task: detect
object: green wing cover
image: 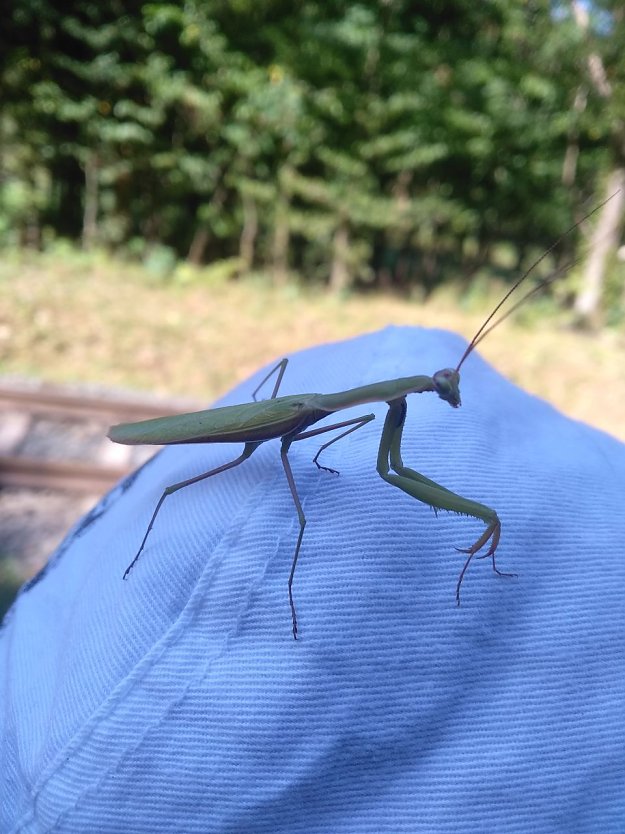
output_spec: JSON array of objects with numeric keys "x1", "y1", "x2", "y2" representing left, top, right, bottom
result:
[{"x1": 108, "y1": 394, "x2": 323, "y2": 445}]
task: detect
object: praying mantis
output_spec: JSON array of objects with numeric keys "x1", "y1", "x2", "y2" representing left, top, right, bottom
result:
[{"x1": 108, "y1": 199, "x2": 613, "y2": 638}]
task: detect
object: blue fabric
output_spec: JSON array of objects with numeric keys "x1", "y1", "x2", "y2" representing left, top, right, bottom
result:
[{"x1": 2, "y1": 326, "x2": 625, "y2": 833}]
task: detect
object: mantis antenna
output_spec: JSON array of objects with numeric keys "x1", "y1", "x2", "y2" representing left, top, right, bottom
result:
[{"x1": 455, "y1": 192, "x2": 620, "y2": 372}]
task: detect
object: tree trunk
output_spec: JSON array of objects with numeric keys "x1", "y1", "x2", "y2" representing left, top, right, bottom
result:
[
  {"x1": 239, "y1": 192, "x2": 258, "y2": 271},
  {"x1": 271, "y1": 191, "x2": 290, "y2": 287},
  {"x1": 329, "y1": 222, "x2": 351, "y2": 293},
  {"x1": 573, "y1": 169, "x2": 625, "y2": 327},
  {"x1": 562, "y1": 86, "x2": 587, "y2": 187},
  {"x1": 188, "y1": 187, "x2": 225, "y2": 264},
  {"x1": 188, "y1": 227, "x2": 209, "y2": 264},
  {"x1": 567, "y1": 0, "x2": 624, "y2": 327},
  {"x1": 82, "y1": 153, "x2": 99, "y2": 249}
]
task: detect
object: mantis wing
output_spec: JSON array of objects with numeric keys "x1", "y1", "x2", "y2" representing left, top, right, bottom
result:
[{"x1": 108, "y1": 394, "x2": 325, "y2": 445}]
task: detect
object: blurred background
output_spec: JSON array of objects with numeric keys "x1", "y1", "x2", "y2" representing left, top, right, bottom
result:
[{"x1": 1, "y1": 0, "x2": 624, "y2": 614}]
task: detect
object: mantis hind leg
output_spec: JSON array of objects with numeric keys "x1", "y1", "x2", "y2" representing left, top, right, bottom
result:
[
  {"x1": 123, "y1": 441, "x2": 261, "y2": 579},
  {"x1": 377, "y1": 398, "x2": 513, "y2": 604}
]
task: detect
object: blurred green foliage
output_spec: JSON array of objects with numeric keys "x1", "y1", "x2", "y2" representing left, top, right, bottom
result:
[
  {"x1": 1, "y1": 1, "x2": 622, "y2": 290},
  {"x1": 0, "y1": 561, "x2": 23, "y2": 621}
]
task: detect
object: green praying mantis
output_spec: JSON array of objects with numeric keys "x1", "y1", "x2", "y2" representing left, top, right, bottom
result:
[{"x1": 108, "y1": 199, "x2": 613, "y2": 638}]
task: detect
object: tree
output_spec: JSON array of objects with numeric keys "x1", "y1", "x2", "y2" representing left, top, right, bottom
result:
[
  {"x1": 567, "y1": 0, "x2": 625, "y2": 326},
  {"x1": 0, "y1": 0, "x2": 614, "y2": 298}
]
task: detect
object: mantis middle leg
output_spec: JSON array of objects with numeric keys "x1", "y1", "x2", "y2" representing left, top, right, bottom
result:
[
  {"x1": 376, "y1": 398, "x2": 513, "y2": 604},
  {"x1": 280, "y1": 413, "x2": 375, "y2": 638}
]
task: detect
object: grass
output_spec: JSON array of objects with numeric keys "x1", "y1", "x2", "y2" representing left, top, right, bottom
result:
[{"x1": 1, "y1": 247, "x2": 624, "y2": 443}]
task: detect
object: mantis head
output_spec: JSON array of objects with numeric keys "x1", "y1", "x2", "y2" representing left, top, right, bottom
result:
[
  {"x1": 432, "y1": 197, "x2": 617, "y2": 415},
  {"x1": 433, "y1": 368, "x2": 461, "y2": 408}
]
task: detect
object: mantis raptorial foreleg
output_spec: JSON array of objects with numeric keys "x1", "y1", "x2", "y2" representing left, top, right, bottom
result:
[
  {"x1": 385, "y1": 404, "x2": 510, "y2": 591},
  {"x1": 122, "y1": 442, "x2": 261, "y2": 579},
  {"x1": 454, "y1": 522, "x2": 504, "y2": 605},
  {"x1": 280, "y1": 413, "x2": 375, "y2": 637},
  {"x1": 377, "y1": 397, "x2": 512, "y2": 604}
]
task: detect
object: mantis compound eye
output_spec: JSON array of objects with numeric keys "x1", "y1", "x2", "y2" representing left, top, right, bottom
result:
[{"x1": 433, "y1": 368, "x2": 461, "y2": 408}]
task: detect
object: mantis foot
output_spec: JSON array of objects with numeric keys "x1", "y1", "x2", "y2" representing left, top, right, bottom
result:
[
  {"x1": 314, "y1": 461, "x2": 340, "y2": 475},
  {"x1": 454, "y1": 518, "x2": 514, "y2": 605}
]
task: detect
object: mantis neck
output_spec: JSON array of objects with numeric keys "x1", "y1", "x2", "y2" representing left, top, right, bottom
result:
[{"x1": 317, "y1": 375, "x2": 435, "y2": 412}]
